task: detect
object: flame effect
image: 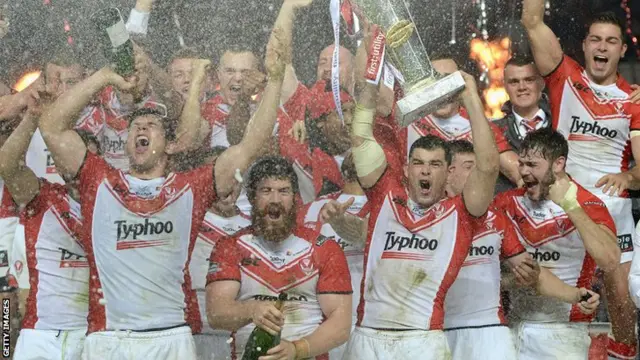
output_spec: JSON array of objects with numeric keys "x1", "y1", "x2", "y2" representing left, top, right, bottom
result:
[
  {"x1": 14, "y1": 71, "x2": 42, "y2": 92},
  {"x1": 469, "y1": 37, "x2": 511, "y2": 119}
]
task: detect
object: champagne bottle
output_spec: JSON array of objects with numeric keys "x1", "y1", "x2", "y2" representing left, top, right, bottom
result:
[
  {"x1": 92, "y1": 8, "x2": 135, "y2": 77},
  {"x1": 241, "y1": 293, "x2": 288, "y2": 360}
]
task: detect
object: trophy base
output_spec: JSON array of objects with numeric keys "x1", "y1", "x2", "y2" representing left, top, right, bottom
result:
[{"x1": 395, "y1": 71, "x2": 466, "y2": 128}]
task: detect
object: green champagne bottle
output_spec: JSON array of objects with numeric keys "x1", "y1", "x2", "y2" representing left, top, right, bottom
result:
[
  {"x1": 241, "y1": 293, "x2": 288, "y2": 360},
  {"x1": 92, "y1": 8, "x2": 135, "y2": 77}
]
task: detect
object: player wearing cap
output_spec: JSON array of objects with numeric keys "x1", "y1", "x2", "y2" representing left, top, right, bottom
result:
[
  {"x1": 206, "y1": 156, "x2": 352, "y2": 360},
  {"x1": 38, "y1": 17, "x2": 288, "y2": 358},
  {"x1": 495, "y1": 129, "x2": 620, "y2": 359},
  {"x1": 523, "y1": 2, "x2": 640, "y2": 357}
]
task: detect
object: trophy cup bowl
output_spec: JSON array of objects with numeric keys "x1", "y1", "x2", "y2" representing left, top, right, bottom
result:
[{"x1": 351, "y1": 0, "x2": 466, "y2": 127}]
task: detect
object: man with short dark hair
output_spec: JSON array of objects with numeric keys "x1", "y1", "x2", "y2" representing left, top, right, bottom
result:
[
  {"x1": 329, "y1": 34, "x2": 500, "y2": 356},
  {"x1": 523, "y1": 2, "x2": 640, "y2": 357},
  {"x1": 167, "y1": 47, "x2": 216, "y2": 102},
  {"x1": 494, "y1": 57, "x2": 551, "y2": 193},
  {"x1": 444, "y1": 139, "x2": 601, "y2": 360},
  {"x1": 38, "y1": 15, "x2": 288, "y2": 358},
  {"x1": 495, "y1": 128, "x2": 620, "y2": 359},
  {"x1": 206, "y1": 156, "x2": 353, "y2": 359}
]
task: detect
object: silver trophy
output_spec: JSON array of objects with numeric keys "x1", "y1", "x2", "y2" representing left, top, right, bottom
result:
[{"x1": 351, "y1": 0, "x2": 465, "y2": 127}]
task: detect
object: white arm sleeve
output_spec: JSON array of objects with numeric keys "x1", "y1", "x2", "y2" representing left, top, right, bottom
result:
[{"x1": 9, "y1": 223, "x2": 29, "y2": 289}]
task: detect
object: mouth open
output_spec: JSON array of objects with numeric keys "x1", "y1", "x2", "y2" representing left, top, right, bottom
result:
[
  {"x1": 593, "y1": 55, "x2": 608, "y2": 69},
  {"x1": 419, "y1": 180, "x2": 431, "y2": 194},
  {"x1": 135, "y1": 135, "x2": 149, "y2": 154},
  {"x1": 229, "y1": 85, "x2": 242, "y2": 95},
  {"x1": 523, "y1": 178, "x2": 538, "y2": 189},
  {"x1": 267, "y1": 206, "x2": 282, "y2": 221}
]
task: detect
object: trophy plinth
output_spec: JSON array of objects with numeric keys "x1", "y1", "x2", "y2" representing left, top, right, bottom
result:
[
  {"x1": 395, "y1": 72, "x2": 466, "y2": 127},
  {"x1": 351, "y1": 0, "x2": 466, "y2": 127}
]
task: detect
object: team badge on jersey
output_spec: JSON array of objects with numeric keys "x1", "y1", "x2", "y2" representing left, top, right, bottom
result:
[
  {"x1": 300, "y1": 257, "x2": 314, "y2": 275},
  {"x1": 13, "y1": 261, "x2": 23, "y2": 274}
]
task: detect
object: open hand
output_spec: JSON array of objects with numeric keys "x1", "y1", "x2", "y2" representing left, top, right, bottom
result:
[{"x1": 595, "y1": 172, "x2": 632, "y2": 197}]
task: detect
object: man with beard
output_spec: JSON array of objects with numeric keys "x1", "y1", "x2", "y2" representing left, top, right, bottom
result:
[
  {"x1": 523, "y1": 1, "x2": 640, "y2": 357},
  {"x1": 443, "y1": 139, "x2": 600, "y2": 360},
  {"x1": 206, "y1": 156, "x2": 353, "y2": 360},
  {"x1": 338, "y1": 34, "x2": 500, "y2": 356},
  {"x1": 494, "y1": 128, "x2": 620, "y2": 359},
  {"x1": 37, "y1": 14, "x2": 288, "y2": 357}
]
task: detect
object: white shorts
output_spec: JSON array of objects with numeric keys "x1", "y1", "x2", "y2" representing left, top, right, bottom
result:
[
  {"x1": 341, "y1": 327, "x2": 451, "y2": 360},
  {"x1": 193, "y1": 331, "x2": 232, "y2": 360},
  {"x1": 14, "y1": 328, "x2": 86, "y2": 360},
  {"x1": 511, "y1": 322, "x2": 591, "y2": 360},
  {"x1": 445, "y1": 325, "x2": 516, "y2": 360},
  {"x1": 603, "y1": 197, "x2": 635, "y2": 263},
  {"x1": 81, "y1": 325, "x2": 195, "y2": 360}
]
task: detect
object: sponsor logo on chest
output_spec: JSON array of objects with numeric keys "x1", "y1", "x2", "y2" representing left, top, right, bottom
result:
[
  {"x1": 569, "y1": 116, "x2": 618, "y2": 139},
  {"x1": 59, "y1": 247, "x2": 89, "y2": 268},
  {"x1": 381, "y1": 231, "x2": 438, "y2": 261},
  {"x1": 114, "y1": 218, "x2": 174, "y2": 250}
]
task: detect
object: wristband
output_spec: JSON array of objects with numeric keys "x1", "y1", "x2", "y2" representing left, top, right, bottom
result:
[
  {"x1": 559, "y1": 182, "x2": 580, "y2": 212},
  {"x1": 293, "y1": 338, "x2": 310, "y2": 360}
]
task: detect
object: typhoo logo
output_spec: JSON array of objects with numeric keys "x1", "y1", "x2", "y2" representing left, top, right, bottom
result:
[
  {"x1": 59, "y1": 248, "x2": 89, "y2": 268},
  {"x1": 569, "y1": 116, "x2": 617, "y2": 139},
  {"x1": 114, "y1": 219, "x2": 174, "y2": 250},
  {"x1": 381, "y1": 231, "x2": 438, "y2": 261},
  {"x1": 529, "y1": 248, "x2": 561, "y2": 262}
]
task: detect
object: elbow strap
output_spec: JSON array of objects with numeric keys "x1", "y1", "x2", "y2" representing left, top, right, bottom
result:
[{"x1": 352, "y1": 105, "x2": 385, "y2": 177}]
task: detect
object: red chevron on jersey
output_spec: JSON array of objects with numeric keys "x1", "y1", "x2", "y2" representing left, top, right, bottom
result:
[{"x1": 494, "y1": 182, "x2": 615, "y2": 322}]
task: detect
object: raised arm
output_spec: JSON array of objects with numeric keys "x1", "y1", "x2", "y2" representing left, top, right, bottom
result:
[
  {"x1": 126, "y1": 0, "x2": 153, "y2": 36},
  {"x1": 0, "y1": 103, "x2": 41, "y2": 206},
  {"x1": 549, "y1": 175, "x2": 620, "y2": 272},
  {"x1": 351, "y1": 24, "x2": 386, "y2": 189},
  {"x1": 461, "y1": 73, "x2": 500, "y2": 217},
  {"x1": 273, "y1": 0, "x2": 312, "y2": 103},
  {"x1": 521, "y1": 0, "x2": 564, "y2": 75},
  {"x1": 214, "y1": 9, "x2": 290, "y2": 197},
  {"x1": 167, "y1": 59, "x2": 211, "y2": 154},
  {"x1": 39, "y1": 68, "x2": 133, "y2": 180}
]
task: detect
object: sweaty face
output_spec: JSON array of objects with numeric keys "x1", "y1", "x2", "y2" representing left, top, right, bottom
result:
[
  {"x1": 504, "y1": 64, "x2": 543, "y2": 112},
  {"x1": 218, "y1": 51, "x2": 258, "y2": 106},
  {"x1": 404, "y1": 148, "x2": 448, "y2": 208},
  {"x1": 317, "y1": 45, "x2": 354, "y2": 94},
  {"x1": 126, "y1": 115, "x2": 168, "y2": 174},
  {"x1": 46, "y1": 63, "x2": 84, "y2": 98},
  {"x1": 582, "y1": 23, "x2": 627, "y2": 85},
  {"x1": 431, "y1": 59, "x2": 460, "y2": 118},
  {"x1": 252, "y1": 178, "x2": 297, "y2": 243},
  {"x1": 518, "y1": 150, "x2": 556, "y2": 202},
  {"x1": 169, "y1": 58, "x2": 194, "y2": 99},
  {"x1": 446, "y1": 152, "x2": 476, "y2": 197},
  {"x1": 316, "y1": 101, "x2": 355, "y2": 156}
]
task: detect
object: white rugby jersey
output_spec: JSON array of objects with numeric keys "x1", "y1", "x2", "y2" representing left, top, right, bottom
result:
[
  {"x1": 444, "y1": 209, "x2": 525, "y2": 329},
  {"x1": 207, "y1": 227, "x2": 352, "y2": 359},
  {"x1": 77, "y1": 152, "x2": 216, "y2": 333},
  {"x1": 13, "y1": 180, "x2": 87, "y2": 330},
  {"x1": 546, "y1": 56, "x2": 640, "y2": 198},
  {"x1": 397, "y1": 111, "x2": 511, "y2": 160},
  {"x1": 0, "y1": 181, "x2": 18, "y2": 276},
  {"x1": 300, "y1": 192, "x2": 369, "y2": 325},
  {"x1": 357, "y1": 169, "x2": 482, "y2": 330},
  {"x1": 494, "y1": 183, "x2": 615, "y2": 323},
  {"x1": 191, "y1": 210, "x2": 250, "y2": 334}
]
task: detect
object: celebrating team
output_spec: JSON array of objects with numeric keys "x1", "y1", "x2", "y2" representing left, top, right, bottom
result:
[{"x1": 1, "y1": 0, "x2": 640, "y2": 359}]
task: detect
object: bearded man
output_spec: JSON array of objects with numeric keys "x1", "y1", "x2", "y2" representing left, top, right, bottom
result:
[{"x1": 205, "y1": 156, "x2": 353, "y2": 360}]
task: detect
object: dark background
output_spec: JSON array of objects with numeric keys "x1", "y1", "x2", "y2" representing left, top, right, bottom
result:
[{"x1": 0, "y1": 0, "x2": 638, "y2": 86}]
